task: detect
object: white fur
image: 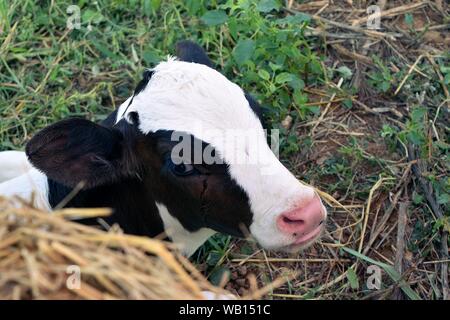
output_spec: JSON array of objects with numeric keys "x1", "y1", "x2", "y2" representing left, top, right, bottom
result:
[
  {"x1": 201, "y1": 291, "x2": 237, "y2": 300},
  {"x1": 0, "y1": 151, "x2": 33, "y2": 183},
  {"x1": 156, "y1": 202, "x2": 216, "y2": 256},
  {"x1": 0, "y1": 168, "x2": 51, "y2": 211},
  {"x1": 117, "y1": 59, "x2": 327, "y2": 250}
]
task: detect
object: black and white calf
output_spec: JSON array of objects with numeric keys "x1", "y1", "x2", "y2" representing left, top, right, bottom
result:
[{"x1": 0, "y1": 41, "x2": 327, "y2": 257}]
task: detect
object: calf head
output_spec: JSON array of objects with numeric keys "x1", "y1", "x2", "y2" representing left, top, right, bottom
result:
[{"x1": 26, "y1": 41, "x2": 327, "y2": 253}]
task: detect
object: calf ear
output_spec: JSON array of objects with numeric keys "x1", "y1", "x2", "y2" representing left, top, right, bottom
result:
[
  {"x1": 26, "y1": 118, "x2": 126, "y2": 189},
  {"x1": 175, "y1": 40, "x2": 214, "y2": 68}
]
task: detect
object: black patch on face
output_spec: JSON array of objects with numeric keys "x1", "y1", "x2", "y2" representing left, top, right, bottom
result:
[
  {"x1": 143, "y1": 130, "x2": 253, "y2": 237},
  {"x1": 134, "y1": 69, "x2": 154, "y2": 96},
  {"x1": 119, "y1": 70, "x2": 154, "y2": 121}
]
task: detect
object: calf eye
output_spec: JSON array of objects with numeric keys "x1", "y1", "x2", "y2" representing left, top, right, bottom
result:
[{"x1": 167, "y1": 158, "x2": 197, "y2": 176}]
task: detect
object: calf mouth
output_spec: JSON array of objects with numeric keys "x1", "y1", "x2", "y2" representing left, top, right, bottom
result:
[{"x1": 283, "y1": 224, "x2": 324, "y2": 253}]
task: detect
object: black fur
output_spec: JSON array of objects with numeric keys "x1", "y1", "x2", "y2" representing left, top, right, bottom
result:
[
  {"x1": 48, "y1": 177, "x2": 164, "y2": 237},
  {"x1": 176, "y1": 40, "x2": 213, "y2": 68},
  {"x1": 134, "y1": 69, "x2": 154, "y2": 96}
]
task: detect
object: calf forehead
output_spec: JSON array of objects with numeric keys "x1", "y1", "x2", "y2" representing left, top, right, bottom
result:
[{"x1": 118, "y1": 60, "x2": 263, "y2": 135}]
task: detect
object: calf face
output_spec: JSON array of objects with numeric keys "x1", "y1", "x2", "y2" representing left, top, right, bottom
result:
[{"x1": 26, "y1": 41, "x2": 327, "y2": 253}]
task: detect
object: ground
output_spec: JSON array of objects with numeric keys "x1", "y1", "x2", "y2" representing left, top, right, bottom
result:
[{"x1": 0, "y1": 1, "x2": 448, "y2": 300}]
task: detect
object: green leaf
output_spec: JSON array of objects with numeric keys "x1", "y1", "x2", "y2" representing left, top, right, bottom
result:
[
  {"x1": 342, "y1": 247, "x2": 421, "y2": 300},
  {"x1": 275, "y1": 72, "x2": 294, "y2": 84},
  {"x1": 91, "y1": 41, "x2": 120, "y2": 60},
  {"x1": 412, "y1": 191, "x2": 424, "y2": 204},
  {"x1": 307, "y1": 105, "x2": 320, "y2": 115},
  {"x1": 258, "y1": 69, "x2": 270, "y2": 81},
  {"x1": 228, "y1": 17, "x2": 238, "y2": 40},
  {"x1": 406, "y1": 130, "x2": 424, "y2": 145},
  {"x1": 185, "y1": 0, "x2": 202, "y2": 15},
  {"x1": 287, "y1": 75, "x2": 305, "y2": 90},
  {"x1": 435, "y1": 140, "x2": 450, "y2": 150},
  {"x1": 437, "y1": 193, "x2": 450, "y2": 205},
  {"x1": 82, "y1": 9, "x2": 104, "y2": 24},
  {"x1": 444, "y1": 73, "x2": 450, "y2": 85},
  {"x1": 411, "y1": 107, "x2": 427, "y2": 122},
  {"x1": 268, "y1": 82, "x2": 277, "y2": 93},
  {"x1": 240, "y1": 244, "x2": 254, "y2": 256},
  {"x1": 337, "y1": 66, "x2": 353, "y2": 79},
  {"x1": 269, "y1": 62, "x2": 282, "y2": 71},
  {"x1": 343, "y1": 99, "x2": 353, "y2": 108},
  {"x1": 293, "y1": 89, "x2": 307, "y2": 106},
  {"x1": 404, "y1": 13, "x2": 414, "y2": 27},
  {"x1": 200, "y1": 10, "x2": 228, "y2": 26},
  {"x1": 276, "y1": 12, "x2": 311, "y2": 25},
  {"x1": 143, "y1": 50, "x2": 160, "y2": 65},
  {"x1": 143, "y1": 0, "x2": 151, "y2": 16},
  {"x1": 151, "y1": 0, "x2": 161, "y2": 11},
  {"x1": 206, "y1": 251, "x2": 221, "y2": 266},
  {"x1": 256, "y1": 0, "x2": 281, "y2": 13},
  {"x1": 233, "y1": 39, "x2": 255, "y2": 65},
  {"x1": 209, "y1": 266, "x2": 231, "y2": 286},
  {"x1": 347, "y1": 267, "x2": 360, "y2": 290},
  {"x1": 440, "y1": 66, "x2": 450, "y2": 74},
  {"x1": 143, "y1": 0, "x2": 161, "y2": 16},
  {"x1": 380, "y1": 81, "x2": 390, "y2": 92}
]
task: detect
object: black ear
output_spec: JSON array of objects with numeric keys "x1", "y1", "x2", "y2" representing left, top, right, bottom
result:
[
  {"x1": 175, "y1": 40, "x2": 213, "y2": 68},
  {"x1": 26, "y1": 118, "x2": 126, "y2": 189}
]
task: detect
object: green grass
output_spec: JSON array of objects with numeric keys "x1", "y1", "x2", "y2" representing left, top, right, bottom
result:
[
  {"x1": 0, "y1": 0, "x2": 325, "y2": 151},
  {"x1": 1, "y1": 0, "x2": 448, "y2": 299}
]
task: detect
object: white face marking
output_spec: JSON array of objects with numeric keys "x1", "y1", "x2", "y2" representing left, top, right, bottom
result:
[
  {"x1": 0, "y1": 151, "x2": 33, "y2": 183},
  {"x1": 0, "y1": 168, "x2": 51, "y2": 211},
  {"x1": 116, "y1": 96, "x2": 132, "y2": 124},
  {"x1": 117, "y1": 59, "x2": 326, "y2": 250},
  {"x1": 156, "y1": 202, "x2": 216, "y2": 257}
]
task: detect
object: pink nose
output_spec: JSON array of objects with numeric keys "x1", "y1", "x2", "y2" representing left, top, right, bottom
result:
[{"x1": 277, "y1": 196, "x2": 325, "y2": 237}]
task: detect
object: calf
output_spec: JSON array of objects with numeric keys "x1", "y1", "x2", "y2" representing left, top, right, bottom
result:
[{"x1": 0, "y1": 41, "x2": 327, "y2": 256}]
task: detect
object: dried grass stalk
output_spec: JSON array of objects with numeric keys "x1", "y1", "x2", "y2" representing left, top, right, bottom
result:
[{"x1": 0, "y1": 197, "x2": 228, "y2": 300}]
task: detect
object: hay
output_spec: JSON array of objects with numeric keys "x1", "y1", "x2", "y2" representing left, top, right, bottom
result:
[{"x1": 0, "y1": 197, "x2": 228, "y2": 300}]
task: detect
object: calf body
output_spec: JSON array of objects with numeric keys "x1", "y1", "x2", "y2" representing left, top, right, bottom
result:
[{"x1": 0, "y1": 151, "x2": 32, "y2": 183}]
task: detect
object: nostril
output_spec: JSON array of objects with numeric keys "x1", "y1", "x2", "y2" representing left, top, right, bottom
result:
[{"x1": 282, "y1": 216, "x2": 305, "y2": 226}]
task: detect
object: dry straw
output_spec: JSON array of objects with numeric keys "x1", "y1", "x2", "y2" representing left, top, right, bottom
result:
[{"x1": 0, "y1": 196, "x2": 230, "y2": 300}]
